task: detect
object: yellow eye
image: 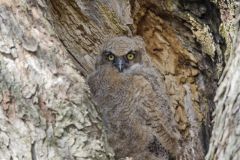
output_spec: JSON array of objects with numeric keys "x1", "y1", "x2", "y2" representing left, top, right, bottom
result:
[
  {"x1": 127, "y1": 53, "x2": 135, "y2": 60},
  {"x1": 107, "y1": 54, "x2": 115, "y2": 61}
]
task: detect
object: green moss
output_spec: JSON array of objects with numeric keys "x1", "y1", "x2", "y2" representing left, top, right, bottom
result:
[
  {"x1": 187, "y1": 14, "x2": 216, "y2": 59},
  {"x1": 166, "y1": 0, "x2": 179, "y2": 12},
  {"x1": 217, "y1": 0, "x2": 239, "y2": 61},
  {"x1": 219, "y1": 21, "x2": 238, "y2": 61},
  {"x1": 97, "y1": 2, "x2": 128, "y2": 35}
]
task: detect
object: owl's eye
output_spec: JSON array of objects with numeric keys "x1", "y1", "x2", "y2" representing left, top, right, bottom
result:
[
  {"x1": 107, "y1": 54, "x2": 115, "y2": 61},
  {"x1": 126, "y1": 52, "x2": 135, "y2": 61}
]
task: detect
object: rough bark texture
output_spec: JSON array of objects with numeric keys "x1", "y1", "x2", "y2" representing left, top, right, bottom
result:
[
  {"x1": 0, "y1": 0, "x2": 239, "y2": 159},
  {"x1": 0, "y1": 0, "x2": 112, "y2": 159},
  {"x1": 47, "y1": 1, "x2": 219, "y2": 158},
  {"x1": 206, "y1": 1, "x2": 240, "y2": 159},
  {"x1": 206, "y1": 28, "x2": 240, "y2": 160}
]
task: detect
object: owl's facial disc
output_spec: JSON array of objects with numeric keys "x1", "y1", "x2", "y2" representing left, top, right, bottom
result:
[{"x1": 102, "y1": 50, "x2": 140, "y2": 72}]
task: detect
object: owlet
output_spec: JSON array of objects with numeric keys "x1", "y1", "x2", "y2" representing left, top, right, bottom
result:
[{"x1": 87, "y1": 36, "x2": 181, "y2": 160}]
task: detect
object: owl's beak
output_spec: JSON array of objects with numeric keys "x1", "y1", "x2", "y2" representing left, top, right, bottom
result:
[{"x1": 114, "y1": 58, "x2": 126, "y2": 72}]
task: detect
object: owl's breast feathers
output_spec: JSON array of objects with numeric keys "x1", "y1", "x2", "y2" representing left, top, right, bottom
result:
[{"x1": 87, "y1": 65, "x2": 182, "y2": 158}]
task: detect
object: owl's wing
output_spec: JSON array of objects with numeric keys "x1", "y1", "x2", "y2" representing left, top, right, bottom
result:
[
  {"x1": 87, "y1": 71, "x2": 99, "y2": 96},
  {"x1": 87, "y1": 67, "x2": 109, "y2": 96},
  {"x1": 129, "y1": 65, "x2": 180, "y2": 136},
  {"x1": 128, "y1": 65, "x2": 181, "y2": 155}
]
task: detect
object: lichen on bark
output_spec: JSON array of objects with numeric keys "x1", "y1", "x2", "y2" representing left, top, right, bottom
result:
[{"x1": 0, "y1": 1, "x2": 112, "y2": 159}]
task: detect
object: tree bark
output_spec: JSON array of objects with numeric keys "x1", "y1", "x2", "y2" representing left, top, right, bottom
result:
[
  {"x1": 0, "y1": 0, "x2": 112, "y2": 159},
  {"x1": 205, "y1": 1, "x2": 240, "y2": 159},
  {"x1": 206, "y1": 28, "x2": 240, "y2": 160},
  {"x1": 0, "y1": 0, "x2": 239, "y2": 159}
]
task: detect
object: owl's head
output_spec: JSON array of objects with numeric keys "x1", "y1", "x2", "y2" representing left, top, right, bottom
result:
[{"x1": 96, "y1": 36, "x2": 150, "y2": 72}]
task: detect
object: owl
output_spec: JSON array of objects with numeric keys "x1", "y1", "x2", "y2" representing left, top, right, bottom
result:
[{"x1": 87, "y1": 36, "x2": 182, "y2": 160}]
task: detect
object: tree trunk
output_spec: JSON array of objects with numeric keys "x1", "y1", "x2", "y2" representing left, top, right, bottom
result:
[
  {"x1": 205, "y1": 1, "x2": 240, "y2": 159},
  {"x1": 0, "y1": 0, "x2": 112, "y2": 159},
  {"x1": 206, "y1": 28, "x2": 240, "y2": 160},
  {"x1": 0, "y1": 0, "x2": 239, "y2": 159}
]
